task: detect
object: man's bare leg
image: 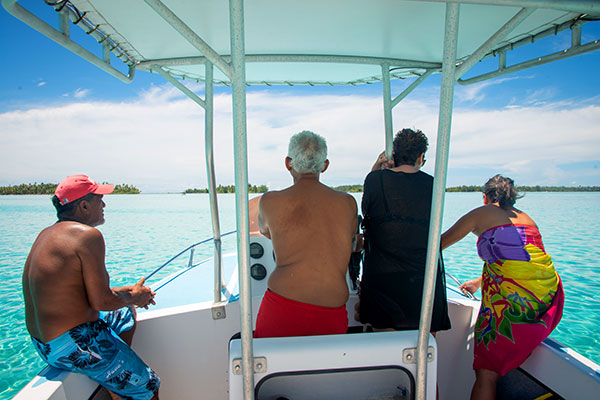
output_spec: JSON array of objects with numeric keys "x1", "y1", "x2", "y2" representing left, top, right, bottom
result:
[
  {"x1": 470, "y1": 369, "x2": 499, "y2": 400},
  {"x1": 108, "y1": 307, "x2": 155, "y2": 400},
  {"x1": 118, "y1": 306, "x2": 137, "y2": 346}
]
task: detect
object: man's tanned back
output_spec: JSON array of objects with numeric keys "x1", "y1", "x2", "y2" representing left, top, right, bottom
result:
[{"x1": 261, "y1": 179, "x2": 357, "y2": 307}]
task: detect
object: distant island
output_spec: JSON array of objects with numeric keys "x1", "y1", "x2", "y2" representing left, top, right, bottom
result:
[
  {"x1": 185, "y1": 184, "x2": 268, "y2": 194},
  {"x1": 333, "y1": 185, "x2": 364, "y2": 193},
  {"x1": 446, "y1": 185, "x2": 600, "y2": 192},
  {"x1": 334, "y1": 184, "x2": 600, "y2": 193},
  {"x1": 0, "y1": 182, "x2": 141, "y2": 195},
  {"x1": 185, "y1": 184, "x2": 599, "y2": 193}
]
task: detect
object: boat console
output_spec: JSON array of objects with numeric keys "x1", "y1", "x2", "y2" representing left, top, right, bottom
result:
[{"x1": 248, "y1": 235, "x2": 276, "y2": 298}]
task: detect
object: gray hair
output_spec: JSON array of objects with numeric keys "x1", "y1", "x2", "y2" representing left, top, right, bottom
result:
[{"x1": 287, "y1": 131, "x2": 328, "y2": 174}]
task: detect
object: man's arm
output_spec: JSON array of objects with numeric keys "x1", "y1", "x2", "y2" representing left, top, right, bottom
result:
[
  {"x1": 248, "y1": 196, "x2": 263, "y2": 236},
  {"x1": 257, "y1": 194, "x2": 271, "y2": 239},
  {"x1": 78, "y1": 227, "x2": 155, "y2": 311},
  {"x1": 348, "y1": 195, "x2": 359, "y2": 250}
]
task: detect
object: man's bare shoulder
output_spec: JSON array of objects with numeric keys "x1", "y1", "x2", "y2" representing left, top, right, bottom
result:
[
  {"x1": 259, "y1": 189, "x2": 279, "y2": 205},
  {"x1": 260, "y1": 187, "x2": 294, "y2": 204},
  {"x1": 43, "y1": 222, "x2": 104, "y2": 247},
  {"x1": 329, "y1": 188, "x2": 358, "y2": 209}
]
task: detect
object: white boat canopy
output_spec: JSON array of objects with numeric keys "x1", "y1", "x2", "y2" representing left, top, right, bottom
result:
[
  {"x1": 3, "y1": 1, "x2": 599, "y2": 400},
  {"x1": 4, "y1": 0, "x2": 599, "y2": 86}
]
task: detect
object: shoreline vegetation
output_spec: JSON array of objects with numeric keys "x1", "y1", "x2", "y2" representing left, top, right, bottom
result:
[
  {"x1": 334, "y1": 184, "x2": 600, "y2": 193},
  {"x1": 0, "y1": 183, "x2": 140, "y2": 195},
  {"x1": 185, "y1": 184, "x2": 268, "y2": 194},
  {"x1": 2, "y1": 183, "x2": 598, "y2": 195}
]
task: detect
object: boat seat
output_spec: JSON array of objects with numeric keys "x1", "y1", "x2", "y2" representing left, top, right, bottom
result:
[{"x1": 228, "y1": 330, "x2": 437, "y2": 400}]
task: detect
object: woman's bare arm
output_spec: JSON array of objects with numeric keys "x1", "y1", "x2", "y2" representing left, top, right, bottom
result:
[{"x1": 440, "y1": 208, "x2": 482, "y2": 250}]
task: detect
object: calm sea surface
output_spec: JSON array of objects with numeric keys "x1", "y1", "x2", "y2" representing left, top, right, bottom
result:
[{"x1": 1, "y1": 192, "x2": 599, "y2": 398}]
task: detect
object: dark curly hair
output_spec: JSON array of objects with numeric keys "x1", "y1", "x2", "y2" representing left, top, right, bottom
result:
[
  {"x1": 483, "y1": 175, "x2": 522, "y2": 209},
  {"x1": 392, "y1": 128, "x2": 428, "y2": 167},
  {"x1": 52, "y1": 193, "x2": 97, "y2": 220}
]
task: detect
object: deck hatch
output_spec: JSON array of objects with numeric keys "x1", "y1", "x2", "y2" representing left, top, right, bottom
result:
[{"x1": 255, "y1": 365, "x2": 415, "y2": 400}]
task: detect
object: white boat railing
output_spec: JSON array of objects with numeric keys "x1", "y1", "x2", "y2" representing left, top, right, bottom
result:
[{"x1": 144, "y1": 231, "x2": 237, "y2": 287}]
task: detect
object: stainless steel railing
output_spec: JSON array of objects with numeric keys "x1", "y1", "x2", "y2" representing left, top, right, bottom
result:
[{"x1": 144, "y1": 231, "x2": 236, "y2": 290}]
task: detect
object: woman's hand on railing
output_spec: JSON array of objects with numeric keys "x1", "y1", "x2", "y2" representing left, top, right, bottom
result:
[{"x1": 459, "y1": 276, "x2": 482, "y2": 295}]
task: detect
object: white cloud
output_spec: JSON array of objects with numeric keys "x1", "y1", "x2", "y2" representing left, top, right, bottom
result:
[
  {"x1": 73, "y1": 88, "x2": 90, "y2": 99},
  {"x1": 36, "y1": 81, "x2": 46, "y2": 87},
  {"x1": 455, "y1": 76, "x2": 523, "y2": 104},
  {"x1": 0, "y1": 85, "x2": 598, "y2": 192}
]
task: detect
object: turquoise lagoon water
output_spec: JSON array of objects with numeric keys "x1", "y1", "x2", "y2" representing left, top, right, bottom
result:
[{"x1": 1, "y1": 192, "x2": 599, "y2": 398}]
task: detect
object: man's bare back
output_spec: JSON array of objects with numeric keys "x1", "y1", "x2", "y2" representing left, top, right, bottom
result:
[{"x1": 259, "y1": 175, "x2": 357, "y2": 308}]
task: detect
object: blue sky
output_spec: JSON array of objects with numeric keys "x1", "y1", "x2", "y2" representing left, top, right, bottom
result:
[{"x1": 1, "y1": 2, "x2": 599, "y2": 192}]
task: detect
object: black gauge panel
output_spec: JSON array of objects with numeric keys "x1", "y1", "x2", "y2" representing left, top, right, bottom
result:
[
  {"x1": 250, "y1": 242, "x2": 264, "y2": 259},
  {"x1": 251, "y1": 263, "x2": 267, "y2": 281}
]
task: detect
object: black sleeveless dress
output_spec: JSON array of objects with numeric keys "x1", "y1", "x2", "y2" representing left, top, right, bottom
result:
[{"x1": 359, "y1": 169, "x2": 451, "y2": 331}]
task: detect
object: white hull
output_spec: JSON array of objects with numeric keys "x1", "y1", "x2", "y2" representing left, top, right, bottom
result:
[{"x1": 14, "y1": 287, "x2": 600, "y2": 399}]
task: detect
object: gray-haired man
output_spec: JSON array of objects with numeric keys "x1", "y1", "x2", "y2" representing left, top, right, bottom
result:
[{"x1": 254, "y1": 131, "x2": 358, "y2": 338}]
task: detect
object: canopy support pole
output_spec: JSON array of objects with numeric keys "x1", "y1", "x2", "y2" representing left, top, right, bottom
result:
[
  {"x1": 381, "y1": 63, "x2": 394, "y2": 160},
  {"x1": 204, "y1": 61, "x2": 224, "y2": 304},
  {"x1": 229, "y1": 0, "x2": 254, "y2": 398},
  {"x1": 153, "y1": 63, "x2": 224, "y2": 305},
  {"x1": 416, "y1": 3, "x2": 459, "y2": 400},
  {"x1": 391, "y1": 69, "x2": 436, "y2": 108},
  {"x1": 154, "y1": 67, "x2": 206, "y2": 108}
]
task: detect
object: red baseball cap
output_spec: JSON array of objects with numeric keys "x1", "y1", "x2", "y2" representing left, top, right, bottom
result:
[{"x1": 55, "y1": 175, "x2": 114, "y2": 205}]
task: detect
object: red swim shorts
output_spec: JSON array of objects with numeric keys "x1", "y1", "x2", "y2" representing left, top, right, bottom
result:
[{"x1": 254, "y1": 289, "x2": 348, "y2": 338}]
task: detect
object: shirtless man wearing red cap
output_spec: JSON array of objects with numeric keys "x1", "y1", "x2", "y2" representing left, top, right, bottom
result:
[{"x1": 23, "y1": 174, "x2": 160, "y2": 400}]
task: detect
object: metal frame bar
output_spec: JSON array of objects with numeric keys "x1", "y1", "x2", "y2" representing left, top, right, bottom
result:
[
  {"x1": 455, "y1": 7, "x2": 534, "y2": 79},
  {"x1": 423, "y1": 0, "x2": 600, "y2": 15},
  {"x1": 138, "y1": 54, "x2": 441, "y2": 70},
  {"x1": 228, "y1": 0, "x2": 254, "y2": 397},
  {"x1": 154, "y1": 66, "x2": 206, "y2": 108},
  {"x1": 1, "y1": 0, "x2": 134, "y2": 83},
  {"x1": 381, "y1": 64, "x2": 394, "y2": 160},
  {"x1": 416, "y1": 3, "x2": 460, "y2": 400},
  {"x1": 458, "y1": 16, "x2": 600, "y2": 84},
  {"x1": 488, "y1": 18, "x2": 588, "y2": 59},
  {"x1": 143, "y1": 0, "x2": 234, "y2": 79},
  {"x1": 391, "y1": 69, "x2": 436, "y2": 108},
  {"x1": 459, "y1": 34, "x2": 600, "y2": 85}
]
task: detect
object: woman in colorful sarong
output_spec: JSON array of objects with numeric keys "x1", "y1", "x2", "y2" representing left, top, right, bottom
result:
[{"x1": 441, "y1": 175, "x2": 564, "y2": 400}]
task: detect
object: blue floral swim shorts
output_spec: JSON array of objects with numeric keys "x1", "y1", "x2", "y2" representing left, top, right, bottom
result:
[{"x1": 31, "y1": 307, "x2": 160, "y2": 400}]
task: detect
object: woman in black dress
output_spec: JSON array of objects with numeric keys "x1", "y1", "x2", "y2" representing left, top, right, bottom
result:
[{"x1": 359, "y1": 128, "x2": 451, "y2": 333}]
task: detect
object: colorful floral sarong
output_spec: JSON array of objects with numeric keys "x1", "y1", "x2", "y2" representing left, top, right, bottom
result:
[{"x1": 474, "y1": 224, "x2": 564, "y2": 376}]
